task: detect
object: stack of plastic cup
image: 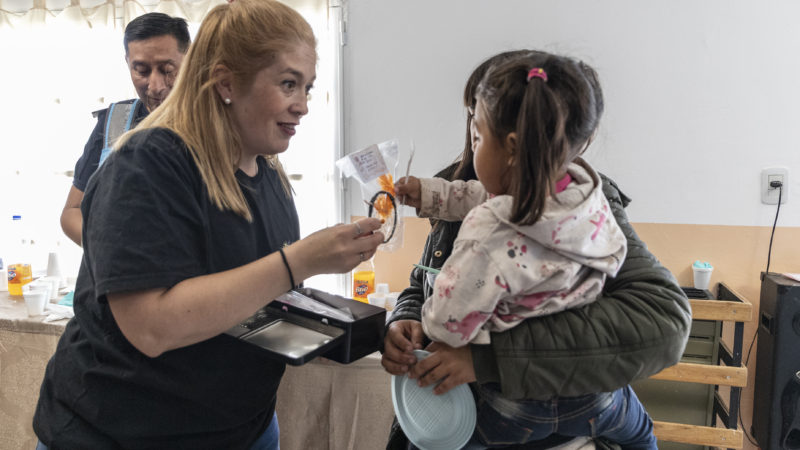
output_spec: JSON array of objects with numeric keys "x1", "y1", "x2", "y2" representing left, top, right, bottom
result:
[
  {"x1": 47, "y1": 252, "x2": 65, "y2": 288},
  {"x1": 39, "y1": 276, "x2": 62, "y2": 302},
  {"x1": 385, "y1": 292, "x2": 399, "y2": 311},
  {"x1": 367, "y1": 283, "x2": 391, "y2": 308}
]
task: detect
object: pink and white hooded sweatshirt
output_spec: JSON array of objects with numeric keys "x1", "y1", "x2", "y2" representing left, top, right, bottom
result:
[{"x1": 419, "y1": 158, "x2": 627, "y2": 346}]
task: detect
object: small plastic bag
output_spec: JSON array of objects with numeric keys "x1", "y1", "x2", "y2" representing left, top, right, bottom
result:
[{"x1": 336, "y1": 139, "x2": 404, "y2": 252}]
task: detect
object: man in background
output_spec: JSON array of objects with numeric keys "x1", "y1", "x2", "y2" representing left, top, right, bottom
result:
[{"x1": 60, "y1": 12, "x2": 190, "y2": 246}]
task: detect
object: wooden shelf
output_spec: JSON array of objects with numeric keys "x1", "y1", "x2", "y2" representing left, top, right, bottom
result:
[
  {"x1": 650, "y1": 282, "x2": 752, "y2": 450},
  {"x1": 650, "y1": 362, "x2": 747, "y2": 387},
  {"x1": 688, "y1": 298, "x2": 752, "y2": 322},
  {"x1": 654, "y1": 421, "x2": 743, "y2": 448}
]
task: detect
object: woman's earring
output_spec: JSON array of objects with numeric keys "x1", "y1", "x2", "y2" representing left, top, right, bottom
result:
[{"x1": 224, "y1": 98, "x2": 232, "y2": 105}]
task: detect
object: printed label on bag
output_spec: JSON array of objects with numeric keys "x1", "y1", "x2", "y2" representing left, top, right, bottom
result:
[{"x1": 349, "y1": 144, "x2": 388, "y2": 184}]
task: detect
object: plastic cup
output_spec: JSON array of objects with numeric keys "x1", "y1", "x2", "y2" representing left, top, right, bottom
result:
[
  {"x1": 367, "y1": 293, "x2": 387, "y2": 308},
  {"x1": 26, "y1": 280, "x2": 52, "y2": 302},
  {"x1": 693, "y1": 266, "x2": 714, "y2": 290},
  {"x1": 23, "y1": 288, "x2": 48, "y2": 316},
  {"x1": 385, "y1": 293, "x2": 399, "y2": 311},
  {"x1": 376, "y1": 283, "x2": 390, "y2": 295},
  {"x1": 40, "y1": 276, "x2": 61, "y2": 301},
  {"x1": 46, "y1": 252, "x2": 62, "y2": 278}
]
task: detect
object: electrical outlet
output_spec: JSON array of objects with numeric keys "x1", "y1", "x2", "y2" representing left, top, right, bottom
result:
[
  {"x1": 768, "y1": 174, "x2": 784, "y2": 187},
  {"x1": 761, "y1": 167, "x2": 789, "y2": 205}
]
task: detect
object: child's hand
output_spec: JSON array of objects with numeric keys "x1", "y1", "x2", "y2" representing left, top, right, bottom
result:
[
  {"x1": 409, "y1": 341, "x2": 476, "y2": 395},
  {"x1": 394, "y1": 176, "x2": 421, "y2": 210},
  {"x1": 381, "y1": 320, "x2": 424, "y2": 375}
]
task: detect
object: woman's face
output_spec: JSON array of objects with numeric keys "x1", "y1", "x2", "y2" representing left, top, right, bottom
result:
[
  {"x1": 472, "y1": 99, "x2": 511, "y2": 195},
  {"x1": 229, "y1": 43, "x2": 316, "y2": 161}
]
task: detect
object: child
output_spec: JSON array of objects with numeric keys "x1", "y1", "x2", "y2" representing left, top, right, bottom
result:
[{"x1": 397, "y1": 51, "x2": 657, "y2": 449}]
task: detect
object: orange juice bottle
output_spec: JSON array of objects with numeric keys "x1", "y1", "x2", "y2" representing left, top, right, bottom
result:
[
  {"x1": 352, "y1": 259, "x2": 375, "y2": 303},
  {"x1": 8, "y1": 263, "x2": 33, "y2": 297}
]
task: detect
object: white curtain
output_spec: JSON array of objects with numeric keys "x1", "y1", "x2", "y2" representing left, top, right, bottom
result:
[{"x1": 0, "y1": 0, "x2": 227, "y2": 30}]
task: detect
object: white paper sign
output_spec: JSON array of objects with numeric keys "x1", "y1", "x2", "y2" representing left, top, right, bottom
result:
[{"x1": 349, "y1": 144, "x2": 388, "y2": 184}]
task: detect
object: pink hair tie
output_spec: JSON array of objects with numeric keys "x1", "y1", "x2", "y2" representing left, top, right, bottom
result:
[{"x1": 526, "y1": 67, "x2": 548, "y2": 83}]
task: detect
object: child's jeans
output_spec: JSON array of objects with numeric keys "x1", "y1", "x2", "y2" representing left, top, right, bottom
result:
[{"x1": 468, "y1": 383, "x2": 657, "y2": 450}]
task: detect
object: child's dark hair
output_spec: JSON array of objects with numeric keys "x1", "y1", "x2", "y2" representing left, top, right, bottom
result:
[
  {"x1": 431, "y1": 50, "x2": 531, "y2": 233},
  {"x1": 446, "y1": 50, "x2": 532, "y2": 183},
  {"x1": 477, "y1": 52, "x2": 604, "y2": 225}
]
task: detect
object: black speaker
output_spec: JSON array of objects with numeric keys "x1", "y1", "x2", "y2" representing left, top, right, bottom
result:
[
  {"x1": 781, "y1": 371, "x2": 800, "y2": 448},
  {"x1": 753, "y1": 273, "x2": 800, "y2": 449}
]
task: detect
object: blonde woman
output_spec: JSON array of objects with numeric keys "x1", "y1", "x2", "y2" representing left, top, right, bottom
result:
[{"x1": 33, "y1": 1, "x2": 382, "y2": 448}]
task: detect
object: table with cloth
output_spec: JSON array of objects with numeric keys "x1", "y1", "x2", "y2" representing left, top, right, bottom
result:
[{"x1": 0, "y1": 292, "x2": 394, "y2": 449}]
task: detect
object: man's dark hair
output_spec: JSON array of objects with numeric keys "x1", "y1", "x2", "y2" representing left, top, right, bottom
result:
[{"x1": 124, "y1": 13, "x2": 190, "y2": 55}]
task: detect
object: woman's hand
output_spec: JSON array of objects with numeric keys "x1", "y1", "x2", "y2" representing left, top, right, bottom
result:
[
  {"x1": 394, "y1": 176, "x2": 421, "y2": 209},
  {"x1": 108, "y1": 218, "x2": 383, "y2": 358},
  {"x1": 381, "y1": 320, "x2": 425, "y2": 375},
  {"x1": 409, "y1": 341, "x2": 476, "y2": 395},
  {"x1": 285, "y1": 218, "x2": 384, "y2": 280}
]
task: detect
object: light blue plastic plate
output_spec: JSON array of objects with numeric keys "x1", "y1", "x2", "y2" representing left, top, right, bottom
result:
[{"x1": 391, "y1": 349, "x2": 476, "y2": 450}]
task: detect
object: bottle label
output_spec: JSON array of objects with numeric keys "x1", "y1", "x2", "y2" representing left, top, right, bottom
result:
[
  {"x1": 8, "y1": 264, "x2": 32, "y2": 284},
  {"x1": 354, "y1": 282, "x2": 370, "y2": 297},
  {"x1": 352, "y1": 270, "x2": 375, "y2": 301}
]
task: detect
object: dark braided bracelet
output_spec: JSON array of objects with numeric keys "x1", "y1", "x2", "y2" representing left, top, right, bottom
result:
[
  {"x1": 367, "y1": 190, "x2": 397, "y2": 243},
  {"x1": 278, "y1": 248, "x2": 295, "y2": 290}
]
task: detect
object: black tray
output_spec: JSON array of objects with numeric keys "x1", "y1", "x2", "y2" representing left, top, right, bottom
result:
[{"x1": 680, "y1": 286, "x2": 715, "y2": 300}]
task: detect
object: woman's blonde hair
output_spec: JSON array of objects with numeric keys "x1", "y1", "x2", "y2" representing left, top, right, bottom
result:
[{"x1": 119, "y1": 0, "x2": 316, "y2": 221}]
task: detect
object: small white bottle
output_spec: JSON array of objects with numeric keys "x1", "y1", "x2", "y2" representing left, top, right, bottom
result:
[
  {"x1": 8, "y1": 215, "x2": 28, "y2": 266},
  {"x1": 0, "y1": 257, "x2": 7, "y2": 292}
]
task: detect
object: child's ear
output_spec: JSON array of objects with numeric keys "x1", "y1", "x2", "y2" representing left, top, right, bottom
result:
[
  {"x1": 213, "y1": 64, "x2": 234, "y2": 103},
  {"x1": 504, "y1": 132, "x2": 518, "y2": 165}
]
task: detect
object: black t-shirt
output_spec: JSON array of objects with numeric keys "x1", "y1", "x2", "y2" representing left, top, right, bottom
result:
[
  {"x1": 72, "y1": 99, "x2": 149, "y2": 192},
  {"x1": 34, "y1": 128, "x2": 300, "y2": 449}
]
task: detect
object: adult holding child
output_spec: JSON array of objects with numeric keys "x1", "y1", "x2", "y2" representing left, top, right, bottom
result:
[
  {"x1": 33, "y1": 1, "x2": 383, "y2": 449},
  {"x1": 383, "y1": 50, "x2": 690, "y2": 449}
]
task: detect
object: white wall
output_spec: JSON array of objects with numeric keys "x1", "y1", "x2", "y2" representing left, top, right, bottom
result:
[{"x1": 343, "y1": 0, "x2": 800, "y2": 227}]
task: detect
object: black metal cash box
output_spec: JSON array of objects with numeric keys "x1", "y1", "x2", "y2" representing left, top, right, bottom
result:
[{"x1": 225, "y1": 287, "x2": 386, "y2": 365}]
